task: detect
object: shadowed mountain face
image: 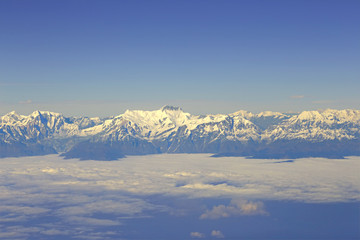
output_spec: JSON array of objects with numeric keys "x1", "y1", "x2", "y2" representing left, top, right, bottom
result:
[{"x1": 1, "y1": 106, "x2": 360, "y2": 160}]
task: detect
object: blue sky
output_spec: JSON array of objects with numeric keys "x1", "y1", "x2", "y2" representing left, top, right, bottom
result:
[{"x1": 1, "y1": 0, "x2": 359, "y2": 117}]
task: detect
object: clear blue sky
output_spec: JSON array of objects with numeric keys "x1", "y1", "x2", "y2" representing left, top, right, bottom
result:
[{"x1": 1, "y1": 0, "x2": 359, "y2": 117}]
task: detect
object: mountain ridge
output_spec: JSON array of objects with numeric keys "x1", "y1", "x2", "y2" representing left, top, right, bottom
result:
[{"x1": 1, "y1": 106, "x2": 359, "y2": 160}]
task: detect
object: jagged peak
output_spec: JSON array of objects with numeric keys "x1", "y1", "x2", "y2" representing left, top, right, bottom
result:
[
  {"x1": 160, "y1": 105, "x2": 183, "y2": 112},
  {"x1": 122, "y1": 108, "x2": 154, "y2": 117},
  {"x1": 296, "y1": 110, "x2": 324, "y2": 121},
  {"x1": 30, "y1": 110, "x2": 42, "y2": 117},
  {"x1": 321, "y1": 108, "x2": 360, "y2": 114},
  {"x1": 4, "y1": 110, "x2": 19, "y2": 116},
  {"x1": 230, "y1": 110, "x2": 253, "y2": 119},
  {"x1": 121, "y1": 106, "x2": 186, "y2": 118},
  {"x1": 321, "y1": 109, "x2": 360, "y2": 122},
  {"x1": 30, "y1": 110, "x2": 62, "y2": 117},
  {"x1": 1, "y1": 111, "x2": 22, "y2": 122},
  {"x1": 120, "y1": 106, "x2": 191, "y2": 128}
]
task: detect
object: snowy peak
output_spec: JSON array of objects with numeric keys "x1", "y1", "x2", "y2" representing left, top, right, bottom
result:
[
  {"x1": 296, "y1": 110, "x2": 324, "y2": 121},
  {"x1": 321, "y1": 109, "x2": 360, "y2": 123},
  {"x1": 160, "y1": 105, "x2": 183, "y2": 112},
  {"x1": 101, "y1": 106, "x2": 193, "y2": 141},
  {"x1": 0, "y1": 111, "x2": 24, "y2": 124},
  {"x1": 262, "y1": 109, "x2": 360, "y2": 142},
  {"x1": 4, "y1": 110, "x2": 19, "y2": 116},
  {"x1": 0, "y1": 110, "x2": 102, "y2": 143},
  {"x1": 230, "y1": 110, "x2": 253, "y2": 119},
  {"x1": 1, "y1": 108, "x2": 360, "y2": 159},
  {"x1": 122, "y1": 106, "x2": 191, "y2": 127},
  {"x1": 30, "y1": 110, "x2": 62, "y2": 117},
  {"x1": 1, "y1": 108, "x2": 359, "y2": 146},
  {"x1": 289, "y1": 109, "x2": 360, "y2": 125}
]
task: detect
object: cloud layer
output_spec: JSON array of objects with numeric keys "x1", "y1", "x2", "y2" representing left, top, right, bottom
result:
[{"x1": 0, "y1": 154, "x2": 359, "y2": 238}]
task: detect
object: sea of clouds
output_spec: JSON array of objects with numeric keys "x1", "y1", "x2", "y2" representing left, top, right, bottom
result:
[{"x1": 0, "y1": 154, "x2": 359, "y2": 239}]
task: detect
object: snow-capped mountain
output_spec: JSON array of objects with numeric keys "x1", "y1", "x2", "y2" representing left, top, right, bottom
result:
[
  {"x1": 263, "y1": 109, "x2": 360, "y2": 142},
  {"x1": 1, "y1": 106, "x2": 359, "y2": 159},
  {"x1": 95, "y1": 106, "x2": 260, "y2": 143},
  {"x1": 0, "y1": 110, "x2": 103, "y2": 143}
]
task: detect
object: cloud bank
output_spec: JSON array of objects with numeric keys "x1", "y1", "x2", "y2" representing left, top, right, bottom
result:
[{"x1": 0, "y1": 154, "x2": 359, "y2": 239}]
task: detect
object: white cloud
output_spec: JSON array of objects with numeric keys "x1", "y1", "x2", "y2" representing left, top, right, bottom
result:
[
  {"x1": 236, "y1": 200, "x2": 267, "y2": 215},
  {"x1": 190, "y1": 232, "x2": 205, "y2": 238},
  {"x1": 0, "y1": 154, "x2": 359, "y2": 238},
  {"x1": 211, "y1": 230, "x2": 224, "y2": 238},
  {"x1": 200, "y1": 200, "x2": 267, "y2": 220}
]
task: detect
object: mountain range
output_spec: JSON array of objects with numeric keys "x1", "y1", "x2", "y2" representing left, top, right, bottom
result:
[{"x1": 1, "y1": 106, "x2": 359, "y2": 160}]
